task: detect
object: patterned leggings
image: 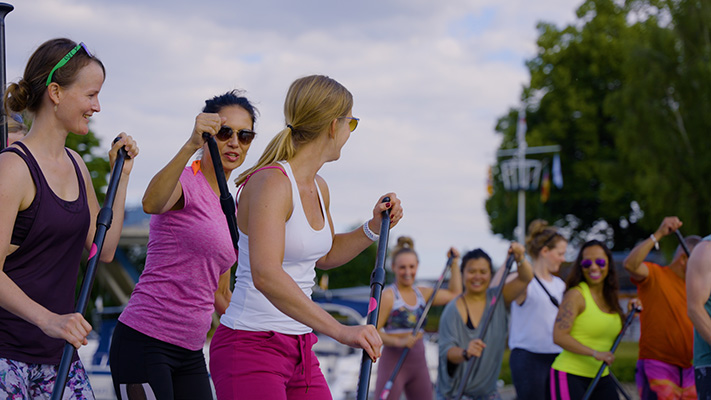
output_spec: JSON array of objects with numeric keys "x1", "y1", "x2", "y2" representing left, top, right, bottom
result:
[{"x1": 0, "y1": 357, "x2": 94, "y2": 399}]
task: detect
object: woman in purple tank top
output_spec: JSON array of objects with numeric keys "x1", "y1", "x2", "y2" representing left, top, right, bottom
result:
[
  {"x1": 109, "y1": 90, "x2": 258, "y2": 399},
  {"x1": 0, "y1": 38, "x2": 139, "y2": 399}
]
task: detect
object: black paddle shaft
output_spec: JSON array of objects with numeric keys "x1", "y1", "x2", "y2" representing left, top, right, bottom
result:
[
  {"x1": 0, "y1": 3, "x2": 14, "y2": 151},
  {"x1": 454, "y1": 254, "x2": 516, "y2": 400},
  {"x1": 51, "y1": 139, "x2": 128, "y2": 400},
  {"x1": 202, "y1": 132, "x2": 239, "y2": 248},
  {"x1": 380, "y1": 255, "x2": 456, "y2": 400},
  {"x1": 581, "y1": 306, "x2": 640, "y2": 400},
  {"x1": 356, "y1": 197, "x2": 391, "y2": 400},
  {"x1": 675, "y1": 229, "x2": 691, "y2": 257}
]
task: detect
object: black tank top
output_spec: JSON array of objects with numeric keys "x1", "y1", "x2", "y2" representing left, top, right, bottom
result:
[{"x1": 0, "y1": 142, "x2": 90, "y2": 364}]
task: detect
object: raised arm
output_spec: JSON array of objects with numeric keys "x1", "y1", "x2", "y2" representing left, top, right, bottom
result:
[
  {"x1": 687, "y1": 240, "x2": 711, "y2": 344},
  {"x1": 74, "y1": 133, "x2": 139, "y2": 263},
  {"x1": 242, "y1": 170, "x2": 382, "y2": 360},
  {"x1": 316, "y1": 184, "x2": 403, "y2": 270},
  {"x1": 143, "y1": 113, "x2": 223, "y2": 214},
  {"x1": 421, "y1": 247, "x2": 462, "y2": 306},
  {"x1": 503, "y1": 243, "x2": 533, "y2": 305},
  {"x1": 624, "y1": 216, "x2": 682, "y2": 280}
]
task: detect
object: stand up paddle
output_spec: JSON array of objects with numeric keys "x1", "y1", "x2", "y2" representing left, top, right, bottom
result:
[
  {"x1": 380, "y1": 253, "x2": 457, "y2": 400},
  {"x1": 51, "y1": 138, "x2": 128, "y2": 400},
  {"x1": 356, "y1": 197, "x2": 391, "y2": 400},
  {"x1": 0, "y1": 2, "x2": 14, "y2": 150},
  {"x1": 454, "y1": 254, "x2": 516, "y2": 400},
  {"x1": 581, "y1": 306, "x2": 641, "y2": 400},
  {"x1": 675, "y1": 229, "x2": 690, "y2": 257},
  {"x1": 202, "y1": 132, "x2": 238, "y2": 248}
]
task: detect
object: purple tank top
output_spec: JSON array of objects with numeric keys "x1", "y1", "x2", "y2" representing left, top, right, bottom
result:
[{"x1": 0, "y1": 142, "x2": 90, "y2": 364}]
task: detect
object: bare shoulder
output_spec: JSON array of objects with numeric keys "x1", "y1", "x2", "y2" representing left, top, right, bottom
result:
[
  {"x1": 0, "y1": 149, "x2": 33, "y2": 188},
  {"x1": 561, "y1": 287, "x2": 585, "y2": 310},
  {"x1": 241, "y1": 165, "x2": 292, "y2": 209},
  {"x1": 65, "y1": 147, "x2": 91, "y2": 181},
  {"x1": 689, "y1": 241, "x2": 711, "y2": 273}
]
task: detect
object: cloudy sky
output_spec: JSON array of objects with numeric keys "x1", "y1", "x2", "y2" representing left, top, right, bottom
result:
[{"x1": 4, "y1": 0, "x2": 579, "y2": 278}]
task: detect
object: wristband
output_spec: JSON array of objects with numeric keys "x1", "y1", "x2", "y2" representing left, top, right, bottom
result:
[
  {"x1": 363, "y1": 220, "x2": 379, "y2": 241},
  {"x1": 462, "y1": 349, "x2": 471, "y2": 361},
  {"x1": 649, "y1": 234, "x2": 660, "y2": 250}
]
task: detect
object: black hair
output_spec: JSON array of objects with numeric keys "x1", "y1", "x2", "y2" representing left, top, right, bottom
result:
[
  {"x1": 460, "y1": 248, "x2": 493, "y2": 275},
  {"x1": 203, "y1": 89, "x2": 259, "y2": 128}
]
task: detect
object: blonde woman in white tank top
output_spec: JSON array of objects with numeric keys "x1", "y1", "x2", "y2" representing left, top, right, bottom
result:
[{"x1": 209, "y1": 75, "x2": 403, "y2": 400}]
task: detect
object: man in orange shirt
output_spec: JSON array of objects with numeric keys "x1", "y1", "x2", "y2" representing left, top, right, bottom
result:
[{"x1": 624, "y1": 217, "x2": 701, "y2": 400}]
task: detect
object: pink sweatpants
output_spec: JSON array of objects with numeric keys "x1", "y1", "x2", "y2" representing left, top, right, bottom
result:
[{"x1": 209, "y1": 325, "x2": 332, "y2": 400}]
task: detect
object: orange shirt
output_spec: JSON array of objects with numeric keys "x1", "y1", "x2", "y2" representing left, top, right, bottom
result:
[{"x1": 633, "y1": 262, "x2": 694, "y2": 368}]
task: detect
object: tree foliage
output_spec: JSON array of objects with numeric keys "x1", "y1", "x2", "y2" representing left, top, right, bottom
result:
[
  {"x1": 486, "y1": 0, "x2": 711, "y2": 253},
  {"x1": 65, "y1": 128, "x2": 111, "y2": 203}
]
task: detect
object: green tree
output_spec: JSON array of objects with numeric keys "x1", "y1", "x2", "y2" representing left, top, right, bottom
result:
[
  {"x1": 65, "y1": 128, "x2": 111, "y2": 203},
  {"x1": 486, "y1": 0, "x2": 711, "y2": 252},
  {"x1": 315, "y1": 238, "x2": 392, "y2": 289}
]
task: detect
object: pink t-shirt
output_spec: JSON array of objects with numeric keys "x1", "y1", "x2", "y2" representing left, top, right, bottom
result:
[{"x1": 119, "y1": 165, "x2": 236, "y2": 350}]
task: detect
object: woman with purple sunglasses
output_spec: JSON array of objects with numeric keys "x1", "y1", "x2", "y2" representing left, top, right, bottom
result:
[
  {"x1": 109, "y1": 90, "x2": 257, "y2": 399},
  {"x1": 549, "y1": 240, "x2": 625, "y2": 400}
]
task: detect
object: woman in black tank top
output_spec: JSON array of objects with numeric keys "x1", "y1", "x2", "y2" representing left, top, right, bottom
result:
[{"x1": 0, "y1": 38, "x2": 139, "y2": 399}]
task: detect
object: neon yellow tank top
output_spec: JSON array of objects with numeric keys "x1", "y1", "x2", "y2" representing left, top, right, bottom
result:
[{"x1": 551, "y1": 282, "x2": 622, "y2": 377}]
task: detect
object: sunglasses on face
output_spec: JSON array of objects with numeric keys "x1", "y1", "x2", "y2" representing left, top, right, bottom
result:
[
  {"x1": 581, "y1": 258, "x2": 607, "y2": 269},
  {"x1": 46, "y1": 42, "x2": 93, "y2": 86},
  {"x1": 340, "y1": 117, "x2": 359, "y2": 132},
  {"x1": 216, "y1": 126, "x2": 256, "y2": 145}
]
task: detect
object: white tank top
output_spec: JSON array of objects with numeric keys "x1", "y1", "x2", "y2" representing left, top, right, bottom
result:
[
  {"x1": 508, "y1": 275, "x2": 566, "y2": 353},
  {"x1": 220, "y1": 161, "x2": 333, "y2": 334}
]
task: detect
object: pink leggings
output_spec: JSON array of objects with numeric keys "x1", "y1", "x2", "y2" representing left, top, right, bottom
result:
[
  {"x1": 374, "y1": 339, "x2": 433, "y2": 399},
  {"x1": 209, "y1": 325, "x2": 331, "y2": 400}
]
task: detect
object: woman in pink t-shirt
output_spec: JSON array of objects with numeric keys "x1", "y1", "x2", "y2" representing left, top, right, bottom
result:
[{"x1": 109, "y1": 90, "x2": 258, "y2": 399}]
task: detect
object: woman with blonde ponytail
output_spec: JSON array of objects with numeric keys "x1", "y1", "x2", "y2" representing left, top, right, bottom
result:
[{"x1": 210, "y1": 75, "x2": 403, "y2": 399}]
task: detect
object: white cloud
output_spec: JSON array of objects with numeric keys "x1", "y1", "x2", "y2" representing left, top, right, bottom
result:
[{"x1": 5, "y1": 0, "x2": 581, "y2": 276}]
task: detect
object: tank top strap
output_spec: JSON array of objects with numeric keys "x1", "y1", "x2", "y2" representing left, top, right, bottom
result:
[
  {"x1": 414, "y1": 286, "x2": 426, "y2": 307},
  {"x1": 2, "y1": 142, "x2": 43, "y2": 186},
  {"x1": 235, "y1": 165, "x2": 288, "y2": 202},
  {"x1": 391, "y1": 283, "x2": 402, "y2": 301}
]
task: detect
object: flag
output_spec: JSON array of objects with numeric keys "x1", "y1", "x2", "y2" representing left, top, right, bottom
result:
[
  {"x1": 487, "y1": 166, "x2": 494, "y2": 197},
  {"x1": 552, "y1": 153, "x2": 563, "y2": 188},
  {"x1": 540, "y1": 170, "x2": 551, "y2": 203}
]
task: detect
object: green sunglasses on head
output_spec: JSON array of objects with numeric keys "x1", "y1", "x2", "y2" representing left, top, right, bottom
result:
[{"x1": 45, "y1": 42, "x2": 93, "y2": 86}]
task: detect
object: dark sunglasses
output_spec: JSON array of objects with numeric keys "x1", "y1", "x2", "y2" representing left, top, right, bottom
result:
[
  {"x1": 581, "y1": 258, "x2": 607, "y2": 268},
  {"x1": 216, "y1": 126, "x2": 256, "y2": 144}
]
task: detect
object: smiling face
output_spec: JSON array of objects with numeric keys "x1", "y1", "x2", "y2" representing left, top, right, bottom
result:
[
  {"x1": 56, "y1": 61, "x2": 104, "y2": 135},
  {"x1": 580, "y1": 245, "x2": 609, "y2": 286},
  {"x1": 392, "y1": 252, "x2": 418, "y2": 287},
  {"x1": 542, "y1": 239, "x2": 568, "y2": 273},
  {"x1": 462, "y1": 257, "x2": 492, "y2": 295},
  {"x1": 209, "y1": 105, "x2": 254, "y2": 174}
]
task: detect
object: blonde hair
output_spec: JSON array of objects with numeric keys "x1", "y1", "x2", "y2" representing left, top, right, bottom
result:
[
  {"x1": 235, "y1": 75, "x2": 353, "y2": 186},
  {"x1": 391, "y1": 236, "x2": 418, "y2": 268},
  {"x1": 525, "y1": 219, "x2": 566, "y2": 259}
]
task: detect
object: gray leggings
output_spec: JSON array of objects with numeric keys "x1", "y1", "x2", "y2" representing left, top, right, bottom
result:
[{"x1": 374, "y1": 339, "x2": 433, "y2": 399}]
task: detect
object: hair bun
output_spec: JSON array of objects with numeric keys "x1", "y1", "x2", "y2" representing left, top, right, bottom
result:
[
  {"x1": 395, "y1": 236, "x2": 414, "y2": 251},
  {"x1": 527, "y1": 219, "x2": 549, "y2": 237}
]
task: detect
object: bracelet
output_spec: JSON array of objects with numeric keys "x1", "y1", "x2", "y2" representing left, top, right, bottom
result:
[
  {"x1": 649, "y1": 234, "x2": 660, "y2": 250},
  {"x1": 462, "y1": 348, "x2": 471, "y2": 361},
  {"x1": 592, "y1": 350, "x2": 597, "y2": 359},
  {"x1": 363, "y1": 220, "x2": 379, "y2": 241}
]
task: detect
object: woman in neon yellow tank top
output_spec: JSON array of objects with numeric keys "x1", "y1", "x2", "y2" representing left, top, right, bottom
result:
[{"x1": 549, "y1": 240, "x2": 624, "y2": 400}]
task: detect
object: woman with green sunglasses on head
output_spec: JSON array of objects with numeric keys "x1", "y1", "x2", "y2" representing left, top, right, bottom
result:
[{"x1": 0, "y1": 38, "x2": 139, "y2": 399}]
